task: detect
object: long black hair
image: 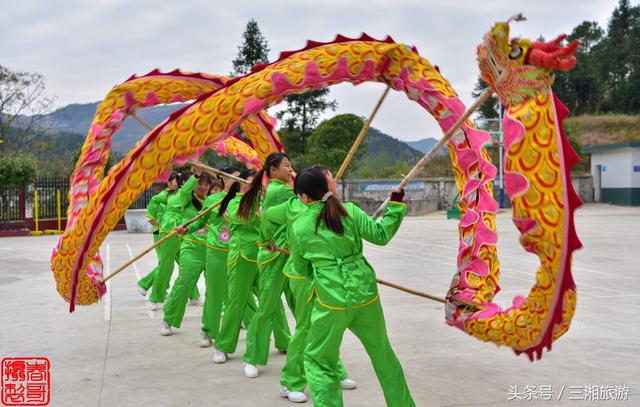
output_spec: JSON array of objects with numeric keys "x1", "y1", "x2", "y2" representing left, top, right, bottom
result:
[
  {"x1": 217, "y1": 168, "x2": 256, "y2": 218},
  {"x1": 238, "y1": 152, "x2": 290, "y2": 221},
  {"x1": 295, "y1": 167, "x2": 348, "y2": 235}
]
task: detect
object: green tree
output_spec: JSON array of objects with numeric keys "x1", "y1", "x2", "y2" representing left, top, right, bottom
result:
[
  {"x1": 600, "y1": 0, "x2": 640, "y2": 112},
  {"x1": 553, "y1": 21, "x2": 606, "y2": 114},
  {"x1": 230, "y1": 19, "x2": 270, "y2": 76},
  {"x1": 0, "y1": 155, "x2": 38, "y2": 187},
  {"x1": 276, "y1": 89, "x2": 337, "y2": 155},
  {"x1": 472, "y1": 76, "x2": 500, "y2": 119},
  {"x1": 305, "y1": 114, "x2": 366, "y2": 197}
]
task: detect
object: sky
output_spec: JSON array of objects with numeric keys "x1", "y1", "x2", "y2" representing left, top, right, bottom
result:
[{"x1": 1, "y1": 0, "x2": 622, "y2": 142}]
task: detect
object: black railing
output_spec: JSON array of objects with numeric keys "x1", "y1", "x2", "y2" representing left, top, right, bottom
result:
[
  {"x1": 130, "y1": 183, "x2": 166, "y2": 209},
  {"x1": 33, "y1": 177, "x2": 71, "y2": 220},
  {"x1": 0, "y1": 187, "x2": 23, "y2": 222},
  {"x1": 0, "y1": 178, "x2": 165, "y2": 224}
]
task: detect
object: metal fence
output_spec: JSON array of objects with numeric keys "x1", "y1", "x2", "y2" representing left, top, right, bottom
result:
[
  {"x1": 130, "y1": 183, "x2": 165, "y2": 209},
  {"x1": 0, "y1": 187, "x2": 23, "y2": 222},
  {"x1": 0, "y1": 177, "x2": 164, "y2": 227},
  {"x1": 33, "y1": 177, "x2": 71, "y2": 220}
]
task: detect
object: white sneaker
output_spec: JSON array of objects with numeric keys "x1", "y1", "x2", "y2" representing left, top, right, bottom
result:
[
  {"x1": 244, "y1": 363, "x2": 259, "y2": 378},
  {"x1": 189, "y1": 298, "x2": 201, "y2": 306},
  {"x1": 340, "y1": 378, "x2": 357, "y2": 390},
  {"x1": 280, "y1": 386, "x2": 307, "y2": 403},
  {"x1": 147, "y1": 301, "x2": 160, "y2": 311},
  {"x1": 199, "y1": 332, "x2": 212, "y2": 348},
  {"x1": 136, "y1": 284, "x2": 147, "y2": 296},
  {"x1": 212, "y1": 349, "x2": 227, "y2": 364},
  {"x1": 160, "y1": 320, "x2": 173, "y2": 336}
]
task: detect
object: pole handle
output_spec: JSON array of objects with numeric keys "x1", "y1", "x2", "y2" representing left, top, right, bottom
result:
[
  {"x1": 102, "y1": 199, "x2": 222, "y2": 283},
  {"x1": 335, "y1": 86, "x2": 390, "y2": 182},
  {"x1": 373, "y1": 89, "x2": 492, "y2": 218}
]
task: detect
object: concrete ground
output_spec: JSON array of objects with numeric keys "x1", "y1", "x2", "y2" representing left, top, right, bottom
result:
[{"x1": 1, "y1": 203, "x2": 638, "y2": 406}]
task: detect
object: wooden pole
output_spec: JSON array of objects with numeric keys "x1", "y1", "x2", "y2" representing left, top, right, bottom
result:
[
  {"x1": 335, "y1": 86, "x2": 390, "y2": 182},
  {"x1": 131, "y1": 111, "x2": 154, "y2": 131},
  {"x1": 376, "y1": 278, "x2": 446, "y2": 304},
  {"x1": 101, "y1": 200, "x2": 223, "y2": 283},
  {"x1": 373, "y1": 89, "x2": 492, "y2": 218},
  {"x1": 186, "y1": 160, "x2": 250, "y2": 185},
  {"x1": 263, "y1": 244, "x2": 447, "y2": 305}
]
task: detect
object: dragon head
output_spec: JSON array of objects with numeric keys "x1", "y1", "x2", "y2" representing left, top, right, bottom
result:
[{"x1": 477, "y1": 14, "x2": 579, "y2": 106}]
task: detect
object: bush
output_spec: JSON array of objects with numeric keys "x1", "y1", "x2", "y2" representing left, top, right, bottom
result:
[{"x1": 0, "y1": 155, "x2": 38, "y2": 188}]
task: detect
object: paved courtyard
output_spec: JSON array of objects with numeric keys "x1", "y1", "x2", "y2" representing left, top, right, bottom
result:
[{"x1": 1, "y1": 203, "x2": 638, "y2": 406}]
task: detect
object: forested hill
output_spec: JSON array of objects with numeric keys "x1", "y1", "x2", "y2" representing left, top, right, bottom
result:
[{"x1": 41, "y1": 102, "x2": 425, "y2": 177}]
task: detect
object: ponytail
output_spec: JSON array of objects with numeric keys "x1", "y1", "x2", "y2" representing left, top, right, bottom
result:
[
  {"x1": 238, "y1": 152, "x2": 290, "y2": 221},
  {"x1": 218, "y1": 168, "x2": 256, "y2": 218},
  {"x1": 238, "y1": 168, "x2": 264, "y2": 221},
  {"x1": 295, "y1": 167, "x2": 347, "y2": 235},
  {"x1": 318, "y1": 194, "x2": 348, "y2": 235},
  {"x1": 217, "y1": 182, "x2": 239, "y2": 218}
]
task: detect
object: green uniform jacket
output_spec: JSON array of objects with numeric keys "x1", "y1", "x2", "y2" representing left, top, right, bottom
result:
[
  {"x1": 160, "y1": 176, "x2": 198, "y2": 234},
  {"x1": 187, "y1": 191, "x2": 230, "y2": 251},
  {"x1": 227, "y1": 193, "x2": 261, "y2": 264},
  {"x1": 257, "y1": 179, "x2": 295, "y2": 266},
  {"x1": 146, "y1": 189, "x2": 170, "y2": 233},
  {"x1": 290, "y1": 201, "x2": 406, "y2": 310},
  {"x1": 262, "y1": 196, "x2": 308, "y2": 278}
]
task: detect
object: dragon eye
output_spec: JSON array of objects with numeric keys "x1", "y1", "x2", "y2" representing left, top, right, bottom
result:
[{"x1": 509, "y1": 46, "x2": 523, "y2": 59}]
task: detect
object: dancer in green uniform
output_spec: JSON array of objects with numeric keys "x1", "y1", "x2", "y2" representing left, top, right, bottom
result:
[
  {"x1": 243, "y1": 153, "x2": 296, "y2": 378},
  {"x1": 137, "y1": 171, "x2": 180, "y2": 296},
  {"x1": 161, "y1": 169, "x2": 217, "y2": 336},
  {"x1": 145, "y1": 172, "x2": 200, "y2": 310},
  {"x1": 264, "y1": 167, "x2": 355, "y2": 403},
  {"x1": 291, "y1": 167, "x2": 415, "y2": 407},
  {"x1": 213, "y1": 168, "x2": 290, "y2": 367},
  {"x1": 177, "y1": 167, "x2": 257, "y2": 347}
]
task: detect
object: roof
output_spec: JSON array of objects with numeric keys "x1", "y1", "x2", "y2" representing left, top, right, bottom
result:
[{"x1": 583, "y1": 141, "x2": 640, "y2": 153}]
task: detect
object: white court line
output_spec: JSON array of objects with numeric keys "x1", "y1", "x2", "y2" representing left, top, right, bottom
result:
[
  {"x1": 104, "y1": 244, "x2": 112, "y2": 321},
  {"x1": 125, "y1": 244, "x2": 159, "y2": 319},
  {"x1": 126, "y1": 243, "x2": 141, "y2": 282},
  {"x1": 391, "y1": 237, "x2": 638, "y2": 280},
  {"x1": 376, "y1": 240, "x2": 631, "y2": 294}
]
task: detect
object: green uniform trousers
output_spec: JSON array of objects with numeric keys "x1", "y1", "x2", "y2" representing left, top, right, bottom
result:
[
  {"x1": 215, "y1": 256, "x2": 289, "y2": 354},
  {"x1": 163, "y1": 241, "x2": 207, "y2": 327},
  {"x1": 202, "y1": 248, "x2": 259, "y2": 339},
  {"x1": 280, "y1": 277, "x2": 347, "y2": 392},
  {"x1": 243, "y1": 253, "x2": 293, "y2": 365},
  {"x1": 305, "y1": 299, "x2": 415, "y2": 407},
  {"x1": 138, "y1": 234, "x2": 199, "y2": 301},
  {"x1": 137, "y1": 233, "x2": 163, "y2": 292}
]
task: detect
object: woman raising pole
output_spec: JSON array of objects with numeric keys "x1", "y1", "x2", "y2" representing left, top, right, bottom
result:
[
  {"x1": 291, "y1": 167, "x2": 415, "y2": 407},
  {"x1": 242, "y1": 152, "x2": 297, "y2": 378},
  {"x1": 160, "y1": 169, "x2": 216, "y2": 336}
]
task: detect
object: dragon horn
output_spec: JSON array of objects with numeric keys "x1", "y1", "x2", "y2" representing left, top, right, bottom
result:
[{"x1": 507, "y1": 13, "x2": 526, "y2": 23}]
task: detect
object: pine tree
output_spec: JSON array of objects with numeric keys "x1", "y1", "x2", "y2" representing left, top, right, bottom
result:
[
  {"x1": 472, "y1": 76, "x2": 500, "y2": 119},
  {"x1": 276, "y1": 89, "x2": 337, "y2": 155},
  {"x1": 231, "y1": 19, "x2": 270, "y2": 76}
]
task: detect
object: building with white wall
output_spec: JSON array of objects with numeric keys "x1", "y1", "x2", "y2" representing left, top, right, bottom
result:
[{"x1": 584, "y1": 141, "x2": 640, "y2": 206}]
